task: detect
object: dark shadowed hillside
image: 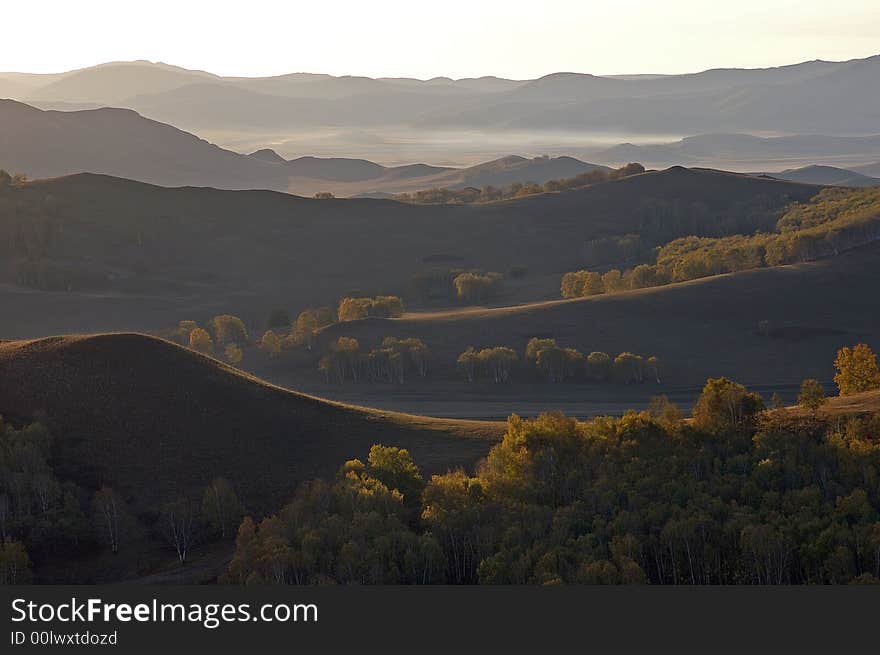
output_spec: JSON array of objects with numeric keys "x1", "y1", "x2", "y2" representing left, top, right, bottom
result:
[
  {"x1": 0, "y1": 334, "x2": 501, "y2": 511},
  {"x1": 0, "y1": 167, "x2": 817, "y2": 338}
]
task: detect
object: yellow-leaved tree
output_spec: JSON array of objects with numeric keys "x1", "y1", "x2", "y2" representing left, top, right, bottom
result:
[{"x1": 833, "y1": 344, "x2": 880, "y2": 396}]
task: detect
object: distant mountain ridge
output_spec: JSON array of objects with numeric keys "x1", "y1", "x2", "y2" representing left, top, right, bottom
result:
[
  {"x1": 0, "y1": 99, "x2": 607, "y2": 194},
  {"x1": 3, "y1": 55, "x2": 880, "y2": 135},
  {"x1": 768, "y1": 165, "x2": 880, "y2": 187}
]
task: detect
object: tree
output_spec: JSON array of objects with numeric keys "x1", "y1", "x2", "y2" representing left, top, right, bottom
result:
[
  {"x1": 173, "y1": 320, "x2": 199, "y2": 345},
  {"x1": 189, "y1": 327, "x2": 214, "y2": 355},
  {"x1": 208, "y1": 315, "x2": 248, "y2": 346},
  {"x1": 367, "y1": 445, "x2": 424, "y2": 507},
  {"x1": 834, "y1": 344, "x2": 880, "y2": 395},
  {"x1": 0, "y1": 541, "x2": 32, "y2": 584},
  {"x1": 614, "y1": 352, "x2": 644, "y2": 384},
  {"x1": 587, "y1": 351, "x2": 612, "y2": 381},
  {"x1": 161, "y1": 497, "x2": 197, "y2": 564},
  {"x1": 797, "y1": 379, "x2": 827, "y2": 417},
  {"x1": 692, "y1": 377, "x2": 764, "y2": 432},
  {"x1": 225, "y1": 343, "x2": 243, "y2": 365},
  {"x1": 338, "y1": 296, "x2": 404, "y2": 321},
  {"x1": 202, "y1": 478, "x2": 244, "y2": 540},
  {"x1": 258, "y1": 331, "x2": 282, "y2": 358},
  {"x1": 92, "y1": 487, "x2": 122, "y2": 553},
  {"x1": 602, "y1": 269, "x2": 624, "y2": 293},
  {"x1": 319, "y1": 337, "x2": 361, "y2": 383},
  {"x1": 646, "y1": 356, "x2": 662, "y2": 383},
  {"x1": 453, "y1": 272, "x2": 502, "y2": 304},
  {"x1": 457, "y1": 347, "x2": 479, "y2": 382},
  {"x1": 479, "y1": 347, "x2": 518, "y2": 383},
  {"x1": 290, "y1": 307, "x2": 335, "y2": 349}
]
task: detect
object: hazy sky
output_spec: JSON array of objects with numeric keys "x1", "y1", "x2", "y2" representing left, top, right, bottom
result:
[{"x1": 3, "y1": 0, "x2": 879, "y2": 78}]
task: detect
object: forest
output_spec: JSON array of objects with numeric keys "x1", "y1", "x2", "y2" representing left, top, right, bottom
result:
[
  {"x1": 220, "y1": 346, "x2": 880, "y2": 585},
  {"x1": 561, "y1": 187, "x2": 880, "y2": 298}
]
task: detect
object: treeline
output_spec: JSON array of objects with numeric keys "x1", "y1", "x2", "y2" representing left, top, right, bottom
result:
[
  {"x1": 457, "y1": 338, "x2": 659, "y2": 384},
  {"x1": 317, "y1": 334, "x2": 660, "y2": 385},
  {"x1": 223, "y1": 370, "x2": 880, "y2": 585},
  {"x1": 165, "y1": 293, "x2": 406, "y2": 364},
  {"x1": 393, "y1": 163, "x2": 646, "y2": 205},
  {"x1": 561, "y1": 187, "x2": 880, "y2": 298},
  {"x1": 319, "y1": 337, "x2": 430, "y2": 383},
  {"x1": 0, "y1": 415, "x2": 246, "y2": 583}
]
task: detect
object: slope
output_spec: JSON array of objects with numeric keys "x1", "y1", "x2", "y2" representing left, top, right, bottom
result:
[
  {"x1": 0, "y1": 333, "x2": 501, "y2": 511},
  {"x1": 0, "y1": 167, "x2": 818, "y2": 341},
  {"x1": 314, "y1": 241, "x2": 880, "y2": 392}
]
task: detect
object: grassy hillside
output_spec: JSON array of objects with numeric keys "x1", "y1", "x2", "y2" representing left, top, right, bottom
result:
[
  {"x1": 313, "y1": 240, "x2": 880, "y2": 392},
  {"x1": 0, "y1": 167, "x2": 816, "y2": 339},
  {"x1": 0, "y1": 333, "x2": 501, "y2": 512}
]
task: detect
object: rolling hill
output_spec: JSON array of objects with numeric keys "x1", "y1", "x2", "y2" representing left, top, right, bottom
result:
[
  {"x1": 0, "y1": 333, "x2": 501, "y2": 511},
  {"x1": 769, "y1": 165, "x2": 880, "y2": 187},
  {"x1": 312, "y1": 240, "x2": 880, "y2": 396},
  {"x1": 0, "y1": 100, "x2": 606, "y2": 194},
  {"x1": 0, "y1": 167, "x2": 818, "y2": 341}
]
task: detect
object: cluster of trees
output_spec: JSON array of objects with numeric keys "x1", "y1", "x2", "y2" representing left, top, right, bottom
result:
[
  {"x1": 225, "y1": 371, "x2": 880, "y2": 585},
  {"x1": 393, "y1": 163, "x2": 645, "y2": 205},
  {"x1": 457, "y1": 347, "x2": 518, "y2": 383},
  {"x1": 411, "y1": 269, "x2": 506, "y2": 305},
  {"x1": 525, "y1": 338, "x2": 660, "y2": 384},
  {"x1": 0, "y1": 413, "x2": 246, "y2": 582},
  {"x1": 337, "y1": 296, "x2": 405, "y2": 322},
  {"x1": 284, "y1": 307, "x2": 336, "y2": 350},
  {"x1": 168, "y1": 304, "x2": 339, "y2": 362},
  {"x1": 170, "y1": 315, "x2": 249, "y2": 364},
  {"x1": 319, "y1": 337, "x2": 430, "y2": 384},
  {"x1": 561, "y1": 188, "x2": 880, "y2": 298},
  {"x1": 454, "y1": 339, "x2": 660, "y2": 385},
  {"x1": 452, "y1": 272, "x2": 503, "y2": 304}
]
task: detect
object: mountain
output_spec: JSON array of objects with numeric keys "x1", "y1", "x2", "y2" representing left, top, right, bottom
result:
[
  {"x1": 0, "y1": 167, "x2": 817, "y2": 341},
  {"x1": 769, "y1": 165, "x2": 880, "y2": 187},
  {"x1": 0, "y1": 99, "x2": 286, "y2": 189},
  {"x1": 423, "y1": 55, "x2": 880, "y2": 134},
  {"x1": 25, "y1": 61, "x2": 218, "y2": 105},
  {"x1": 5, "y1": 56, "x2": 880, "y2": 142},
  {"x1": 0, "y1": 99, "x2": 609, "y2": 194},
  {"x1": 0, "y1": 333, "x2": 500, "y2": 511},
  {"x1": 854, "y1": 162, "x2": 880, "y2": 177}
]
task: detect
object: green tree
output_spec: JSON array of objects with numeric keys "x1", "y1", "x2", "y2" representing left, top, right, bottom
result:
[{"x1": 798, "y1": 379, "x2": 827, "y2": 417}]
